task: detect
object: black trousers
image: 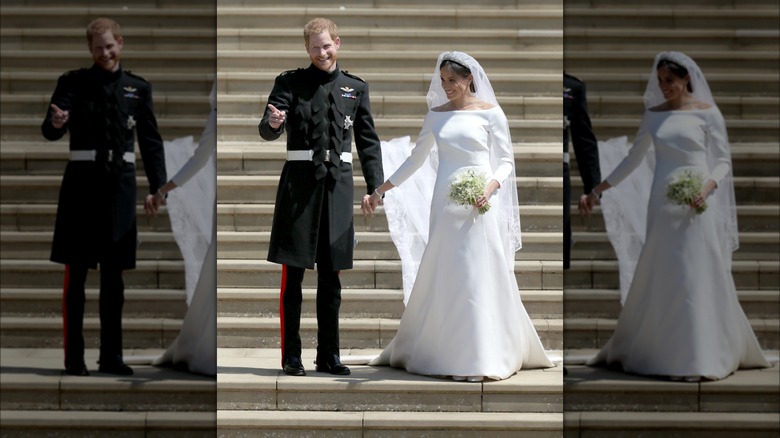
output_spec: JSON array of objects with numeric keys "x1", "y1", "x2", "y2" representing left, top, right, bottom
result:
[
  {"x1": 63, "y1": 263, "x2": 125, "y2": 368},
  {"x1": 279, "y1": 193, "x2": 342, "y2": 366},
  {"x1": 564, "y1": 162, "x2": 572, "y2": 270}
]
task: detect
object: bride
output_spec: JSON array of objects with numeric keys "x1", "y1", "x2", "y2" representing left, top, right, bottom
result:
[
  {"x1": 364, "y1": 51, "x2": 553, "y2": 381},
  {"x1": 583, "y1": 52, "x2": 770, "y2": 381}
]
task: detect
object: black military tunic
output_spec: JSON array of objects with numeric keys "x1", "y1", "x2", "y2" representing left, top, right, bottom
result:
[
  {"x1": 42, "y1": 64, "x2": 166, "y2": 270},
  {"x1": 259, "y1": 64, "x2": 384, "y2": 271},
  {"x1": 564, "y1": 72, "x2": 601, "y2": 269}
]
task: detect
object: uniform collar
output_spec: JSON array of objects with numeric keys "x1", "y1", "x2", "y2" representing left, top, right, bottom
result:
[
  {"x1": 89, "y1": 63, "x2": 123, "y2": 83},
  {"x1": 306, "y1": 63, "x2": 340, "y2": 84}
]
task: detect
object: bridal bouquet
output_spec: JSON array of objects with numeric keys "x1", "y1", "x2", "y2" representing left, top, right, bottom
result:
[
  {"x1": 449, "y1": 169, "x2": 490, "y2": 215},
  {"x1": 666, "y1": 169, "x2": 707, "y2": 214}
]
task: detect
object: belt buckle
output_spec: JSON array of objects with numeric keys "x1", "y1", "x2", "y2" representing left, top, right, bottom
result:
[{"x1": 325, "y1": 150, "x2": 331, "y2": 162}]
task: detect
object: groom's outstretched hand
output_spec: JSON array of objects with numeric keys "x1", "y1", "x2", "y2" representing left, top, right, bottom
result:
[{"x1": 578, "y1": 193, "x2": 597, "y2": 217}]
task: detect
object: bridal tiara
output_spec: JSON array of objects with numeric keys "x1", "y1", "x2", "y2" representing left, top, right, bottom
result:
[{"x1": 441, "y1": 51, "x2": 472, "y2": 71}]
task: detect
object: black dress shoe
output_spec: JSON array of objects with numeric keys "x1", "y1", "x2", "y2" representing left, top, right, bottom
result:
[
  {"x1": 283, "y1": 356, "x2": 306, "y2": 376},
  {"x1": 98, "y1": 361, "x2": 134, "y2": 376},
  {"x1": 315, "y1": 354, "x2": 350, "y2": 375},
  {"x1": 65, "y1": 363, "x2": 89, "y2": 376}
]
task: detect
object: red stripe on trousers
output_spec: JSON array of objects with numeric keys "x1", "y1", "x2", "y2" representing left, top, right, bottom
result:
[
  {"x1": 279, "y1": 264, "x2": 287, "y2": 367},
  {"x1": 62, "y1": 265, "x2": 70, "y2": 367}
]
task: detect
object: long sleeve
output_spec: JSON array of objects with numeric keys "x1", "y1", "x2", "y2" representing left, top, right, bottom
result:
[
  {"x1": 259, "y1": 73, "x2": 290, "y2": 141},
  {"x1": 604, "y1": 113, "x2": 653, "y2": 187},
  {"x1": 489, "y1": 108, "x2": 514, "y2": 187},
  {"x1": 171, "y1": 106, "x2": 216, "y2": 187},
  {"x1": 570, "y1": 81, "x2": 601, "y2": 193},
  {"x1": 705, "y1": 107, "x2": 731, "y2": 186},
  {"x1": 137, "y1": 82, "x2": 166, "y2": 194},
  {"x1": 353, "y1": 81, "x2": 384, "y2": 194},
  {"x1": 388, "y1": 113, "x2": 436, "y2": 187},
  {"x1": 41, "y1": 73, "x2": 71, "y2": 141}
]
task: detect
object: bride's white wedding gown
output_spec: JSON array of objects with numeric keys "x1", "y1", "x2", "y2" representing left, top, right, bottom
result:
[
  {"x1": 588, "y1": 107, "x2": 769, "y2": 380},
  {"x1": 369, "y1": 107, "x2": 553, "y2": 380}
]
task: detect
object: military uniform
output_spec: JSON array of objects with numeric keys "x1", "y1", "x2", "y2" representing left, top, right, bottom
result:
[
  {"x1": 564, "y1": 73, "x2": 601, "y2": 270},
  {"x1": 42, "y1": 64, "x2": 166, "y2": 371},
  {"x1": 259, "y1": 65, "x2": 383, "y2": 368}
]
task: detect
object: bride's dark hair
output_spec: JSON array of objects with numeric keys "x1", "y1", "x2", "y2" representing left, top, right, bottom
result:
[
  {"x1": 657, "y1": 58, "x2": 693, "y2": 92},
  {"x1": 440, "y1": 59, "x2": 476, "y2": 92}
]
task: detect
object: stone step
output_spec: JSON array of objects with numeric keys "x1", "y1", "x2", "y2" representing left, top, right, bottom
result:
[
  {"x1": 568, "y1": 176, "x2": 779, "y2": 206},
  {"x1": 563, "y1": 364, "x2": 779, "y2": 413},
  {"x1": 0, "y1": 7, "x2": 216, "y2": 29},
  {"x1": 569, "y1": 204, "x2": 780, "y2": 233},
  {"x1": 0, "y1": 231, "x2": 182, "y2": 261},
  {"x1": 217, "y1": 316, "x2": 562, "y2": 350},
  {"x1": 216, "y1": 7, "x2": 562, "y2": 31},
  {"x1": 218, "y1": 204, "x2": 563, "y2": 233},
  {"x1": 564, "y1": 50, "x2": 779, "y2": 74},
  {"x1": 218, "y1": 0, "x2": 560, "y2": 7},
  {"x1": 217, "y1": 287, "x2": 562, "y2": 320},
  {"x1": 218, "y1": 410, "x2": 562, "y2": 437},
  {"x1": 0, "y1": 348, "x2": 215, "y2": 410},
  {"x1": 569, "y1": 142, "x2": 780, "y2": 178},
  {"x1": 565, "y1": 411, "x2": 780, "y2": 437},
  {"x1": 218, "y1": 259, "x2": 562, "y2": 291},
  {"x1": 563, "y1": 7, "x2": 780, "y2": 30},
  {"x1": 564, "y1": 288, "x2": 779, "y2": 320},
  {"x1": 217, "y1": 71, "x2": 562, "y2": 96},
  {"x1": 0, "y1": 50, "x2": 214, "y2": 73},
  {"x1": 0, "y1": 410, "x2": 216, "y2": 437},
  {"x1": 570, "y1": 231, "x2": 780, "y2": 261},
  {"x1": 0, "y1": 27, "x2": 216, "y2": 51},
  {"x1": 217, "y1": 347, "x2": 563, "y2": 413},
  {"x1": 564, "y1": 260, "x2": 779, "y2": 291},
  {"x1": 216, "y1": 230, "x2": 562, "y2": 261},
  {"x1": 0, "y1": 259, "x2": 185, "y2": 290},
  {"x1": 564, "y1": 28, "x2": 780, "y2": 52},
  {"x1": 1, "y1": 204, "x2": 173, "y2": 232},
  {"x1": 0, "y1": 175, "x2": 174, "y2": 204},
  {"x1": 0, "y1": 316, "x2": 181, "y2": 349},
  {"x1": 1, "y1": 71, "x2": 214, "y2": 95},
  {"x1": 218, "y1": 27, "x2": 563, "y2": 52},
  {"x1": 217, "y1": 50, "x2": 561, "y2": 73},
  {"x1": 563, "y1": 317, "x2": 779, "y2": 351},
  {"x1": 560, "y1": 71, "x2": 779, "y2": 97},
  {"x1": 586, "y1": 118, "x2": 780, "y2": 144},
  {"x1": 216, "y1": 116, "x2": 563, "y2": 143},
  {"x1": 217, "y1": 142, "x2": 563, "y2": 177},
  {"x1": 0, "y1": 93, "x2": 211, "y2": 118},
  {"x1": 218, "y1": 94, "x2": 561, "y2": 120},
  {"x1": 564, "y1": 0, "x2": 779, "y2": 8},
  {"x1": 584, "y1": 96, "x2": 780, "y2": 120},
  {"x1": 214, "y1": 175, "x2": 563, "y2": 206},
  {"x1": 0, "y1": 288, "x2": 187, "y2": 318},
  {"x1": 0, "y1": 116, "x2": 208, "y2": 141}
]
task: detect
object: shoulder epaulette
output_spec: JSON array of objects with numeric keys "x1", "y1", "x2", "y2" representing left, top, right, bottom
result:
[
  {"x1": 62, "y1": 68, "x2": 87, "y2": 78},
  {"x1": 341, "y1": 70, "x2": 366, "y2": 83},
  {"x1": 124, "y1": 70, "x2": 149, "y2": 83},
  {"x1": 564, "y1": 72, "x2": 583, "y2": 84},
  {"x1": 280, "y1": 68, "x2": 303, "y2": 76}
]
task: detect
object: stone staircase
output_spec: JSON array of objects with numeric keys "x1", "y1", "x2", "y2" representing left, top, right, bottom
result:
[
  {"x1": 564, "y1": 0, "x2": 780, "y2": 436},
  {"x1": 215, "y1": 1, "x2": 564, "y2": 435},
  {"x1": 0, "y1": 2, "x2": 216, "y2": 436}
]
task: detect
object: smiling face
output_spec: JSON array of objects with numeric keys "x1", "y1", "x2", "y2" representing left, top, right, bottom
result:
[
  {"x1": 440, "y1": 65, "x2": 473, "y2": 101},
  {"x1": 657, "y1": 65, "x2": 690, "y2": 102},
  {"x1": 89, "y1": 30, "x2": 123, "y2": 72},
  {"x1": 306, "y1": 31, "x2": 340, "y2": 72}
]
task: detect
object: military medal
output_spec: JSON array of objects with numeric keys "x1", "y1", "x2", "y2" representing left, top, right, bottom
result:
[
  {"x1": 123, "y1": 85, "x2": 139, "y2": 99},
  {"x1": 340, "y1": 85, "x2": 356, "y2": 99},
  {"x1": 127, "y1": 115, "x2": 136, "y2": 130},
  {"x1": 344, "y1": 116, "x2": 354, "y2": 130}
]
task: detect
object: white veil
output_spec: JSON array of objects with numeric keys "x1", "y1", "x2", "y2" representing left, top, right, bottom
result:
[
  {"x1": 600, "y1": 51, "x2": 739, "y2": 305},
  {"x1": 381, "y1": 51, "x2": 522, "y2": 304}
]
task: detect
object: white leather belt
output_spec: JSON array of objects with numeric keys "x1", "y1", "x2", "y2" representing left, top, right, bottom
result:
[
  {"x1": 70, "y1": 150, "x2": 136, "y2": 163},
  {"x1": 287, "y1": 150, "x2": 353, "y2": 163},
  {"x1": 563, "y1": 152, "x2": 570, "y2": 164}
]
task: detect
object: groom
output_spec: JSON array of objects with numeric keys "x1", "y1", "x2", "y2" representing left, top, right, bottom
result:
[{"x1": 259, "y1": 17, "x2": 384, "y2": 376}]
